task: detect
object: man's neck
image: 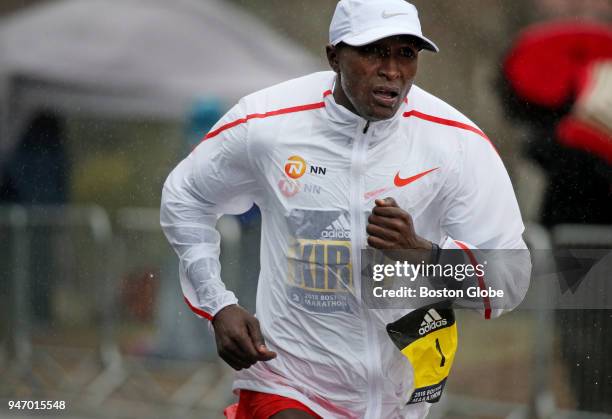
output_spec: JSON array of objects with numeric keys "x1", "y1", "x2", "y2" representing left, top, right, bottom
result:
[{"x1": 332, "y1": 80, "x2": 360, "y2": 117}]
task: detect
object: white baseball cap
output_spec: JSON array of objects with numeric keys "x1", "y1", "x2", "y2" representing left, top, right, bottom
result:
[{"x1": 329, "y1": 0, "x2": 439, "y2": 52}]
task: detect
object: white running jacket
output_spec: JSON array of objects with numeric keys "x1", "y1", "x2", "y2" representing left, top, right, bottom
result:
[{"x1": 161, "y1": 71, "x2": 530, "y2": 418}]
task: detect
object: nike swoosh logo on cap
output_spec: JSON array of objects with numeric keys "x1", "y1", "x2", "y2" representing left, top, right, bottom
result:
[
  {"x1": 382, "y1": 11, "x2": 411, "y2": 19},
  {"x1": 394, "y1": 167, "x2": 439, "y2": 187}
]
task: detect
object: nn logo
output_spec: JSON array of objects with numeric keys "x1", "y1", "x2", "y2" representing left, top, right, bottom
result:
[
  {"x1": 278, "y1": 178, "x2": 300, "y2": 198},
  {"x1": 278, "y1": 178, "x2": 322, "y2": 198},
  {"x1": 284, "y1": 155, "x2": 327, "y2": 180},
  {"x1": 309, "y1": 166, "x2": 326, "y2": 175},
  {"x1": 419, "y1": 308, "x2": 447, "y2": 336},
  {"x1": 285, "y1": 155, "x2": 307, "y2": 179}
]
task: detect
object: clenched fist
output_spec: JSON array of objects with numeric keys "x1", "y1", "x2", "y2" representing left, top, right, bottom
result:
[
  {"x1": 367, "y1": 197, "x2": 433, "y2": 262},
  {"x1": 212, "y1": 304, "x2": 277, "y2": 370}
]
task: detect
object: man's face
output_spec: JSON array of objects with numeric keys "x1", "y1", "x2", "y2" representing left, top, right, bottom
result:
[{"x1": 326, "y1": 35, "x2": 420, "y2": 121}]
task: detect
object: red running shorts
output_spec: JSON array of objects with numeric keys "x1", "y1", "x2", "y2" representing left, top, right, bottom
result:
[{"x1": 224, "y1": 389, "x2": 321, "y2": 419}]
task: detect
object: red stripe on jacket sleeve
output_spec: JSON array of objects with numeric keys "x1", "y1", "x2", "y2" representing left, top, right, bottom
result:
[
  {"x1": 403, "y1": 110, "x2": 498, "y2": 153},
  {"x1": 201, "y1": 99, "x2": 327, "y2": 143},
  {"x1": 453, "y1": 240, "x2": 492, "y2": 319},
  {"x1": 183, "y1": 296, "x2": 214, "y2": 321}
]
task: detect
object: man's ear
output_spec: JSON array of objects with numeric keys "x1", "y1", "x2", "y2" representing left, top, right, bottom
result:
[{"x1": 326, "y1": 44, "x2": 340, "y2": 74}]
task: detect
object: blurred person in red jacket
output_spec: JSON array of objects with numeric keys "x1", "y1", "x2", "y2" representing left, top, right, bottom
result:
[{"x1": 500, "y1": 21, "x2": 612, "y2": 413}]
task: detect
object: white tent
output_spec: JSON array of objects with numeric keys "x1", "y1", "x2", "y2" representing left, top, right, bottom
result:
[{"x1": 0, "y1": 0, "x2": 321, "y2": 169}]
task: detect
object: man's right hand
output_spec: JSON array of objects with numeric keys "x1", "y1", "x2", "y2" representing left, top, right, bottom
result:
[{"x1": 211, "y1": 304, "x2": 277, "y2": 370}]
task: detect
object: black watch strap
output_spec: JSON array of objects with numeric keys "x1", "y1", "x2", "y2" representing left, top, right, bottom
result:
[{"x1": 430, "y1": 242, "x2": 441, "y2": 264}]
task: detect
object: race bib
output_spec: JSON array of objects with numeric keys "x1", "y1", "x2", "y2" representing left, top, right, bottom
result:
[
  {"x1": 386, "y1": 302, "x2": 458, "y2": 404},
  {"x1": 286, "y1": 209, "x2": 354, "y2": 313}
]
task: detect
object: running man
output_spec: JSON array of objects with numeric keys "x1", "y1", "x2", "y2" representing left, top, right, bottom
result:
[{"x1": 161, "y1": 0, "x2": 530, "y2": 417}]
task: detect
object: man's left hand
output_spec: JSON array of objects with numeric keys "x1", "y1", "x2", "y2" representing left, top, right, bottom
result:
[{"x1": 367, "y1": 197, "x2": 432, "y2": 259}]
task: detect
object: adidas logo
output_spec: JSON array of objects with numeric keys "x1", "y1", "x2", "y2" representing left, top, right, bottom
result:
[
  {"x1": 321, "y1": 213, "x2": 351, "y2": 239},
  {"x1": 418, "y1": 308, "x2": 447, "y2": 336}
]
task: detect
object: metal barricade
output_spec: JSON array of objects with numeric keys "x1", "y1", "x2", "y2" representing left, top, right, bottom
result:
[
  {"x1": 0, "y1": 205, "x2": 116, "y2": 369},
  {"x1": 0, "y1": 205, "x2": 236, "y2": 418},
  {"x1": 0, "y1": 204, "x2": 125, "y2": 411},
  {"x1": 550, "y1": 224, "x2": 612, "y2": 416}
]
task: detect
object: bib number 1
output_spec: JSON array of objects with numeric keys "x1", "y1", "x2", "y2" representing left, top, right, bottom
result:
[{"x1": 386, "y1": 301, "x2": 458, "y2": 404}]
